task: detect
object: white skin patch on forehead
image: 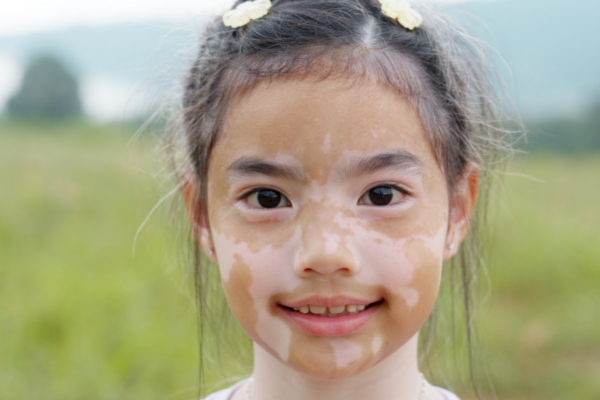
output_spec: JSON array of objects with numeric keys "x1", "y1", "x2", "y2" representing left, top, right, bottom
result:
[
  {"x1": 326, "y1": 338, "x2": 363, "y2": 368},
  {"x1": 273, "y1": 153, "x2": 304, "y2": 171}
]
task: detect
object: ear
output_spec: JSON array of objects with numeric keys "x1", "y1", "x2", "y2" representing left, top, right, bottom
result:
[
  {"x1": 181, "y1": 172, "x2": 218, "y2": 263},
  {"x1": 443, "y1": 164, "x2": 480, "y2": 260}
]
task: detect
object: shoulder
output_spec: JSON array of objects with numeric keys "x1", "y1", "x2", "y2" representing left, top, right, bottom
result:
[
  {"x1": 202, "y1": 380, "x2": 246, "y2": 400},
  {"x1": 434, "y1": 386, "x2": 462, "y2": 400}
]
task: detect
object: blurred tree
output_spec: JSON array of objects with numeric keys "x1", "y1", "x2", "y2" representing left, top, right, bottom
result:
[
  {"x1": 7, "y1": 56, "x2": 82, "y2": 120},
  {"x1": 527, "y1": 97, "x2": 600, "y2": 152}
]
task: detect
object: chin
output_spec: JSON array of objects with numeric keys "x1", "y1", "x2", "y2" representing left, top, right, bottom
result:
[{"x1": 280, "y1": 339, "x2": 379, "y2": 381}]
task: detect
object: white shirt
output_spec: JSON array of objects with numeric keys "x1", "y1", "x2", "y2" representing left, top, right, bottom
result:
[{"x1": 203, "y1": 379, "x2": 461, "y2": 400}]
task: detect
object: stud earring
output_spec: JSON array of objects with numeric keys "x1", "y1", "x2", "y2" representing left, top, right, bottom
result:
[
  {"x1": 207, "y1": 249, "x2": 214, "y2": 255},
  {"x1": 448, "y1": 243, "x2": 455, "y2": 250}
]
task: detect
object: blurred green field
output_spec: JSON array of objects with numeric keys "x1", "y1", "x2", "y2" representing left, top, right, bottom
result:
[{"x1": 0, "y1": 123, "x2": 598, "y2": 400}]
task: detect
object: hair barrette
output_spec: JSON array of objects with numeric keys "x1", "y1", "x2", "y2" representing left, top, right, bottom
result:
[
  {"x1": 222, "y1": 0, "x2": 272, "y2": 28},
  {"x1": 379, "y1": 0, "x2": 423, "y2": 30}
]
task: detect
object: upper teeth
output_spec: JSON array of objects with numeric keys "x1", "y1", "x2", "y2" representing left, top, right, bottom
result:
[{"x1": 292, "y1": 304, "x2": 367, "y2": 315}]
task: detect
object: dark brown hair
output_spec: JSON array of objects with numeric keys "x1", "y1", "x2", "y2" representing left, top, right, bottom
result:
[{"x1": 166, "y1": 0, "x2": 516, "y2": 397}]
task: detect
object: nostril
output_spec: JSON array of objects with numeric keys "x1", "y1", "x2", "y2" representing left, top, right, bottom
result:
[{"x1": 299, "y1": 265, "x2": 355, "y2": 276}]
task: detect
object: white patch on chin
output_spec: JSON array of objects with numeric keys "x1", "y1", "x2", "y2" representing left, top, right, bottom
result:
[
  {"x1": 255, "y1": 308, "x2": 292, "y2": 362},
  {"x1": 326, "y1": 338, "x2": 363, "y2": 368},
  {"x1": 372, "y1": 335, "x2": 383, "y2": 355}
]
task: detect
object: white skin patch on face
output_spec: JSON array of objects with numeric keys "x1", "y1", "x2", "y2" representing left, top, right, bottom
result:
[
  {"x1": 326, "y1": 338, "x2": 363, "y2": 368},
  {"x1": 213, "y1": 227, "x2": 304, "y2": 362},
  {"x1": 424, "y1": 224, "x2": 448, "y2": 255},
  {"x1": 254, "y1": 302, "x2": 293, "y2": 361},
  {"x1": 307, "y1": 180, "x2": 326, "y2": 203},
  {"x1": 212, "y1": 227, "x2": 302, "y2": 284},
  {"x1": 335, "y1": 220, "x2": 443, "y2": 308},
  {"x1": 322, "y1": 133, "x2": 332, "y2": 154},
  {"x1": 273, "y1": 153, "x2": 304, "y2": 171},
  {"x1": 234, "y1": 204, "x2": 292, "y2": 223},
  {"x1": 398, "y1": 287, "x2": 419, "y2": 307},
  {"x1": 372, "y1": 335, "x2": 383, "y2": 355},
  {"x1": 323, "y1": 232, "x2": 341, "y2": 255}
]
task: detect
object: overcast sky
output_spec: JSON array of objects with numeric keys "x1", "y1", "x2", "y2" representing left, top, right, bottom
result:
[
  {"x1": 2, "y1": 0, "x2": 474, "y2": 37},
  {"x1": 1, "y1": 0, "x2": 225, "y2": 37},
  {"x1": 0, "y1": 0, "x2": 482, "y2": 120}
]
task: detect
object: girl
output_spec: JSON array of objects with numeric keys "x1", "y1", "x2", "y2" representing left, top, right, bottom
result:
[{"x1": 169, "y1": 0, "x2": 512, "y2": 399}]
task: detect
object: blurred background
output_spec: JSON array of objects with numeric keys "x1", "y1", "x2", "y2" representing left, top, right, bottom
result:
[{"x1": 0, "y1": 0, "x2": 598, "y2": 399}]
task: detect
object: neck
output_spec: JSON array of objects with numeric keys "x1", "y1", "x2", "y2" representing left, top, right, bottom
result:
[{"x1": 252, "y1": 334, "x2": 422, "y2": 400}]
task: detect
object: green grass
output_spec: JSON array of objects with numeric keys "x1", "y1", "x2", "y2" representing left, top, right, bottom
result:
[
  {"x1": 1, "y1": 123, "x2": 598, "y2": 399},
  {"x1": 477, "y1": 155, "x2": 600, "y2": 400},
  {"x1": 0, "y1": 122, "x2": 199, "y2": 400}
]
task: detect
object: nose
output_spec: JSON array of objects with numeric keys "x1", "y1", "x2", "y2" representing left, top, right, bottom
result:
[{"x1": 293, "y1": 212, "x2": 360, "y2": 278}]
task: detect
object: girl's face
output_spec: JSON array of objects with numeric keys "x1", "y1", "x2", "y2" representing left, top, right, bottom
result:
[{"x1": 197, "y1": 77, "x2": 463, "y2": 380}]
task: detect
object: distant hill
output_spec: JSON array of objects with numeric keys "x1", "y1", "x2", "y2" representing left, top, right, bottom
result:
[
  {"x1": 445, "y1": 0, "x2": 600, "y2": 119},
  {"x1": 0, "y1": 21, "x2": 200, "y2": 83},
  {"x1": 1, "y1": 0, "x2": 599, "y2": 120},
  {"x1": 0, "y1": 21, "x2": 205, "y2": 120}
]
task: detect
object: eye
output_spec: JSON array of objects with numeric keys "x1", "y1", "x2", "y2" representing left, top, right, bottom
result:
[
  {"x1": 359, "y1": 185, "x2": 406, "y2": 206},
  {"x1": 246, "y1": 189, "x2": 291, "y2": 209}
]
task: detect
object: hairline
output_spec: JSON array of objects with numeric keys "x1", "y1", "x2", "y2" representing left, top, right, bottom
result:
[{"x1": 209, "y1": 46, "x2": 449, "y2": 180}]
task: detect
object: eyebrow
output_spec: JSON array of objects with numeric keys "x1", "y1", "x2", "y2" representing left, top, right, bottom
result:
[
  {"x1": 336, "y1": 151, "x2": 423, "y2": 181},
  {"x1": 227, "y1": 157, "x2": 305, "y2": 181},
  {"x1": 227, "y1": 151, "x2": 422, "y2": 182}
]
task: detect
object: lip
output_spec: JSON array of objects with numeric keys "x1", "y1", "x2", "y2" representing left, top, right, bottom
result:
[
  {"x1": 281, "y1": 295, "x2": 378, "y2": 308},
  {"x1": 278, "y1": 300, "x2": 381, "y2": 337}
]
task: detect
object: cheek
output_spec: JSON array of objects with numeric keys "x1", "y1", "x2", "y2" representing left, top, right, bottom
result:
[
  {"x1": 348, "y1": 224, "x2": 446, "y2": 351},
  {"x1": 215, "y1": 228, "x2": 304, "y2": 362},
  {"x1": 349, "y1": 222, "x2": 445, "y2": 303}
]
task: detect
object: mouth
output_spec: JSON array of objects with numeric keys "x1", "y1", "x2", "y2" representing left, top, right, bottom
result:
[
  {"x1": 281, "y1": 302, "x2": 380, "y2": 317},
  {"x1": 278, "y1": 299, "x2": 382, "y2": 337}
]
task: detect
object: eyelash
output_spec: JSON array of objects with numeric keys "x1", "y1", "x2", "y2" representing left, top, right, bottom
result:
[
  {"x1": 359, "y1": 183, "x2": 410, "y2": 207},
  {"x1": 239, "y1": 183, "x2": 411, "y2": 209},
  {"x1": 239, "y1": 187, "x2": 291, "y2": 209}
]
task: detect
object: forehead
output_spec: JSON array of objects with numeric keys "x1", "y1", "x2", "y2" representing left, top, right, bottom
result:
[{"x1": 213, "y1": 76, "x2": 439, "y2": 176}]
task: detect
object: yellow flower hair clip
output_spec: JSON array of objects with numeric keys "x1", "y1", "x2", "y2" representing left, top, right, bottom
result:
[
  {"x1": 379, "y1": 0, "x2": 423, "y2": 30},
  {"x1": 223, "y1": 0, "x2": 272, "y2": 28}
]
